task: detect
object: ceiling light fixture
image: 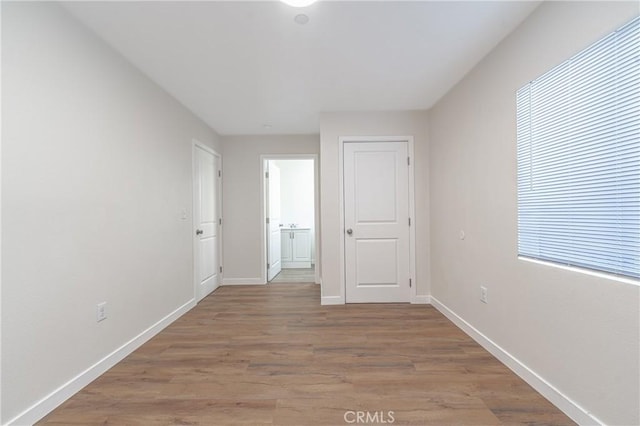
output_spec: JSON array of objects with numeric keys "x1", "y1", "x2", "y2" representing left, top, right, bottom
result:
[
  {"x1": 281, "y1": 0, "x2": 317, "y2": 7},
  {"x1": 294, "y1": 14, "x2": 309, "y2": 25}
]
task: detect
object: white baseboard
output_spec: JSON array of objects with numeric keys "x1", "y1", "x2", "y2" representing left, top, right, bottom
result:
[
  {"x1": 429, "y1": 296, "x2": 602, "y2": 426},
  {"x1": 411, "y1": 294, "x2": 431, "y2": 304},
  {"x1": 321, "y1": 295, "x2": 345, "y2": 305},
  {"x1": 222, "y1": 277, "x2": 265, "y2": 285},
  {"x1": 7, "y1": 298, "x2": 195, "y2": 426}
]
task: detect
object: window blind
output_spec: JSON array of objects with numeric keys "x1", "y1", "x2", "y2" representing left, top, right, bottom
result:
[{"x1": 517, "y1": 16, "x2": 640, "y2": 280}]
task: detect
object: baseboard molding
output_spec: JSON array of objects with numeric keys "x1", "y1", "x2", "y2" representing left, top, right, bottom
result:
[
  {"x1": 222, "y1": 278, "x2": 265, "y2": 285},
  {"x1": 429, "y1": 296, "x2": 602, "y2": 426},
  {"x1": 411, "y1": 294, "x2": 431, "y2": 304},
  {"x1": 321, "y1": 295, "x2": 345, "y2": 305},
  {"x1": 6, "y1": 298, "x2": 196, "y2": 426}
]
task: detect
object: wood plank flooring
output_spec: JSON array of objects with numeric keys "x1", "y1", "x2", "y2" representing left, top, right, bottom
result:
[
  {"x1": 39, "y1": 284, "x2": 574, "y2": 425},
  {"x1": 270, "y1": 267, "x2": 315, "y2": 283}
]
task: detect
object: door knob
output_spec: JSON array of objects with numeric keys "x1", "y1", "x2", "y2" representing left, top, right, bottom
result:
[
  {"x1": 196, "y1": 229, "x2": 204, "y2": 235},
  {"x1": 346, "y1": 228, "x2": 353, "y2": 235}
]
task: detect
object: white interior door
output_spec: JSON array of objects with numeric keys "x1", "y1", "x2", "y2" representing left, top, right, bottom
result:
[
  {"x1": 267, "y1": 162, "x2": 282, "y2": 281},
  {"x1": 194, "y1": 145, "x2": 221, "y2": 302},
  {"x1": 344, "y1": 141, "x2": 410, "y2": 303}
]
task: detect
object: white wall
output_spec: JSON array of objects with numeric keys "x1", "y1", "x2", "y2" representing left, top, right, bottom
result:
[
  {"x1": 221, "y1": 136, "x2": 319, "y2": 283},
  {"x1": 1, "y1": 3, "x2": 221, "y2": 424},
  {"x1": 427, "y1": 2, "x2": 639, "y2": 425},
  {"x1": 319, "y1": 111, "x2": 430, "y2": 303},
  {"x1": 273, "y1": 159, "x2": 315, "y2": 262}
]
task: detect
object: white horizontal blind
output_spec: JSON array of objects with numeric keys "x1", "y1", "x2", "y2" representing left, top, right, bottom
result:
[{"x1": 517, "y1": 16, "x2": 640, "y2": 280}]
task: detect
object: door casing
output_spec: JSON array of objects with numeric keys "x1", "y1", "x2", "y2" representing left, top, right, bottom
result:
[{"x1": 338, "y1": 136, "x2": 417, "y2": 303}]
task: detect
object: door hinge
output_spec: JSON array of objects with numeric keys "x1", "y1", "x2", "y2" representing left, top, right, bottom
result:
[
  {"x1": 409, "y1": 217, "x2": 411, "y2": 226},
  {"x1": 266, "y1": 217, "x2": 270, "y2": 224},
  {"x1": 219, "y1": 218, "x2": 222, "y2": 225},
  {"x1": 267, "y1": 263, "x2": 270, "y2": 269},
  {"x1": 409, "y1": 278, "x2": 412, "y2": 288},
  {"x1": 265, "y1": 171, "x2": 269, "y2": 179},
  {"x1": 218, "y1": 170, "x2": 221, "y2": 178},
  {"x1": 407, "y1": 156, "x2": 410, "y2": 166},
  {"x1": 219, "y1": 266, "x2": 223, "y2": 273}
]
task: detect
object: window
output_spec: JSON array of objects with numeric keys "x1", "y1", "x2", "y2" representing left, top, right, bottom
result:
[{"x1": 517, "y1": 17, "x2": 639, "y2": 280}]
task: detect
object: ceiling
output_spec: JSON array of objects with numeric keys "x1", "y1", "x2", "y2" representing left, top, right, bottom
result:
[{"x1": 63, "y1": 1, "x2": 540, "y2": 135}]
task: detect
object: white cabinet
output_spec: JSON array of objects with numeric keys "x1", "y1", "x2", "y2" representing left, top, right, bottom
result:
[
  {"x1": 281, "y1": 230, "x2": 292, "y2": 263},
  {"x1": 292, "y1": 230, "x2": 311, "y2": 263},
  {"x1": 281, "y1": 229, "x2": 311, "y2": 268}
]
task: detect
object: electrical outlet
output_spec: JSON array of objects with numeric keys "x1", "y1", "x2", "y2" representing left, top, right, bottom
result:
[
  {"x1": 96, "y1": 302, "x2": 107, "y2": 322},
  {"x1": 480, "y1": 286, "x2": 488, "y2": 304}
]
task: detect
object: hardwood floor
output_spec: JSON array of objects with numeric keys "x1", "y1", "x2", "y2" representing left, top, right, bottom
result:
[
  {"x1": 40, "y1": 284, "x2": 574, "y2": 425},
  {"x1": 270, "y1": 267, "x2": 315, "y2": 283}
]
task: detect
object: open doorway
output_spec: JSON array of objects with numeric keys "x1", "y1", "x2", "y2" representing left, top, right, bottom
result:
[{"x1": 262, "y1": 155, "x2": 319, "y2": 284}]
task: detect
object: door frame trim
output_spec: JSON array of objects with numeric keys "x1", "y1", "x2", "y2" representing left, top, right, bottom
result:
[
  {"x1": 192, "y1": 140, "x2": 223, "y2": 302},
  {"x1": 260, "y1": 154, "x2": 321, "y2": 285},
  {"x1": 338, "y1": 136, "x2": 417, "y2": 303}
]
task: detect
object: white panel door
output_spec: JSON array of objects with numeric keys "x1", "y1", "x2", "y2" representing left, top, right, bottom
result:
[
  {"x1": 194, "y1": 145, "x2": 221, "y2": 302},
  {"x1": 267, "y1": 162, "x2": 282, "y2": 281},
  {"x1": 344, "y1": 141, "x2": 410, "y2": 303}
]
